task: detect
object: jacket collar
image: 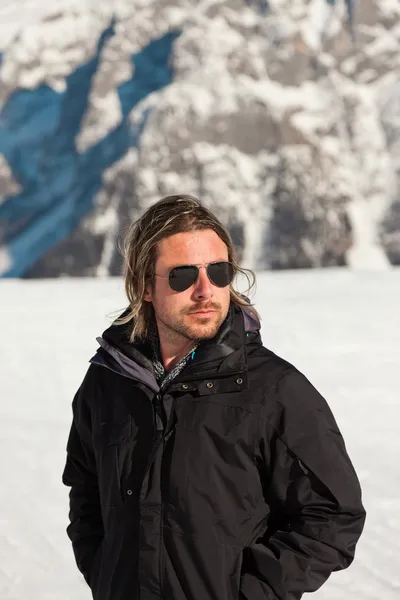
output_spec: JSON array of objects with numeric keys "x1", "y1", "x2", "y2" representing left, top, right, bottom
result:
[{"x1": 90, "y1": 303, "x2": 261, "y2": 393}]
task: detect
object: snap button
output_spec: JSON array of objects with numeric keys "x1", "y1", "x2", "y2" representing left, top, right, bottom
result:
[
  {"x1": 182, "y1": 384, "x2": 189, "y2": 390},
  {"x1": 236, "y1": 378, "x2": 243, "y2": 385},
  {"x1": 127, "y1": 489, "x2": 133, "y2": 496},
  {"x1": 206, "y1": 382, "x2": 214, "y2": 389}
]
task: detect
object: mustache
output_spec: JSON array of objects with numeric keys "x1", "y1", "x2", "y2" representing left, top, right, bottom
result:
[{"x1": 185, "y1": 303, "x2": 221, "y2": 314}]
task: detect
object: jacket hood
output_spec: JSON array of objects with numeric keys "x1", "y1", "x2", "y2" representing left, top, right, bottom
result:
[{"x1": 90, "y1": 303, "x2": 262, "y2": 389}]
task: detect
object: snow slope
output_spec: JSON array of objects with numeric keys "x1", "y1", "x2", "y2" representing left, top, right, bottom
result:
[{"x1": 0, "y1": 269, "x2": 399, "y2": 599}]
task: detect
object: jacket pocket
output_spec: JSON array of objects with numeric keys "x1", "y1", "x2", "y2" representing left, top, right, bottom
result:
[
  {"x1": 104, "y1": 416, "x2": 132, "y2": 445},
  {"x1": 100, "y1": 417, "x2": 132, "y2": 506}
]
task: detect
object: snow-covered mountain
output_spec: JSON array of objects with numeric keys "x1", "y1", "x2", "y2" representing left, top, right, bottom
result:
[{"x1": 0, "y1": 0, "x2": 399, "y2": 277}]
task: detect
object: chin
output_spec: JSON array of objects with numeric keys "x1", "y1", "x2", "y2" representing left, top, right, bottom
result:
[{"x1": 188, "y1": 320, "x2": 221, "y2": 340}]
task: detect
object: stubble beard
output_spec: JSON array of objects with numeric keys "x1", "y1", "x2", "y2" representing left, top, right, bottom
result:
[
  {"x1": 158, "y1": 304, "x2": 227, "y2": 343},
  {"x1": 181, "y1": 312, "x2": 225, "y2": 341}
]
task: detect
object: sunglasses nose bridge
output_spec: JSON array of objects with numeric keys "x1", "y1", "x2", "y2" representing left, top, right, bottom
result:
[{"x1": 193, "y1": 265, "x2": 214, "y2": 294}]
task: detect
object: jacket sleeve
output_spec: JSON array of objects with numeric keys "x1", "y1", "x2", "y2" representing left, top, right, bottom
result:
[
  {"x1": 62, "y1": 375, "x2": 104, "y2": 586},
  {"x1": 241, "y1": 369, "x2": 366, "y2": 600}
]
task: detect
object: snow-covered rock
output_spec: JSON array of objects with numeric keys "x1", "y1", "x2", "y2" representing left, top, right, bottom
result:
[{"x1": 0, "y1": 0, "x2": 399, "y2": 276}]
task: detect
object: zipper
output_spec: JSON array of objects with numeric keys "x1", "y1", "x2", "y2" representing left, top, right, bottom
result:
[
  {"x1": 115, "y1": 446, "x2": 122, "y2": 497},
  {"x1": 158, "y1": 395, "x2": 178, "y2": 596},
  {"x1": 158, "y1": 422, "x2": 177, "y2": 597},
  {"x1": 138, "y1": 430, "x2": 163, "y2": 503},
  {"x1": 159, "y1": 437, "x2": 166, "y2": 598},
  {"x1": 154, "y1": 393, "x2": 164, "y2": 432}
]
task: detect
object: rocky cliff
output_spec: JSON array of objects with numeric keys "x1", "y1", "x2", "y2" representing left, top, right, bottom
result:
[{"x1": 0, "y1": 0, "x2": 399, "y2": 277}]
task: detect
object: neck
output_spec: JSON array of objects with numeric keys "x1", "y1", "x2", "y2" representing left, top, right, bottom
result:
[{"x1": 156, "y1": 321, "x2": 196, "y2": 372}]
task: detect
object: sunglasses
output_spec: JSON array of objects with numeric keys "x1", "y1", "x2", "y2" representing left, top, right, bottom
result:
[{"x1": 155, "y1": 261, "x2": 234, "y2": 292}]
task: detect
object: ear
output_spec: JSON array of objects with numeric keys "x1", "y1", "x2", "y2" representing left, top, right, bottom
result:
[{"x1": 143, "y1": 280, "x2": 153, "y2": 303}]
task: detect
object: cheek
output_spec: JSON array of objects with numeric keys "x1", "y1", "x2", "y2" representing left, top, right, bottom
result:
[
  {"x1": 221, "y1": 287, "x2": 231, "y2": 307},
  {"x1": 153, "y1": 283, "x2": 185, "y2": 315},
  {"x1": 214, "y1": 288, "x2": 231, "y2": 317}
]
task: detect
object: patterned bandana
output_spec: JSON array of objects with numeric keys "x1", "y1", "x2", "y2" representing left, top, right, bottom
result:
[{"x1": 148, "y1": 320, "x2": 199, "y2": 390}]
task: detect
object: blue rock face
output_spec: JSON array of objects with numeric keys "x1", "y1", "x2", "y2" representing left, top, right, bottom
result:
[{"x1": 0, "y1": 22, "x2": 180, "y2": 277}]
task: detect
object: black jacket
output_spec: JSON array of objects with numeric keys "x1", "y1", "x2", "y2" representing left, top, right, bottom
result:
[{"x1": 62, "y1": 304, "x2": 366, "y2": 600}]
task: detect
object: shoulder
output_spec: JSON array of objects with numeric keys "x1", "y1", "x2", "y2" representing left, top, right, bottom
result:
[
  {"x1": 247, "y1": 342, "x2": 296, "y2": 390},
  {"x1": 247, "y1": 341, "x2": 336, "y2": 417},
  {"x1": 73, "y1": 362, "x2": 118, "y2": 413},
  {"x1": 249, "y1": 341, "x2": 324, "y2": 396},
  {"x1": 78, "y1": 362, "x2": 108, "y2": 394},
  {"x1": 255, "y1": 354, "x2": 341, "y2": 444}
]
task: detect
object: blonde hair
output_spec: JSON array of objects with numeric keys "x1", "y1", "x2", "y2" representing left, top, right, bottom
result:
[{"x1": 117, "y1": 194, "x2": 258, "y2": 342}]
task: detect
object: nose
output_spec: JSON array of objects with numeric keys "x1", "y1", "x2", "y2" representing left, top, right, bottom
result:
[{"x1": 192, "y1": 266, "x2": 213, "y2": 301}]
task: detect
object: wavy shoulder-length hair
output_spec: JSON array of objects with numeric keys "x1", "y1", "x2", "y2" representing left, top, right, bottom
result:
[{"x1": 116, "y1": 194, "x2": 258, "y2": 342}]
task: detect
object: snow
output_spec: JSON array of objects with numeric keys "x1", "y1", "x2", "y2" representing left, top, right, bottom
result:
[
  {"x1": 0, "y1": 155, "x2": 21, "y2": 200},
  {"x1": 0, "y1": 1, "x2": 111, "y2": 95},
  {"x1": 346, "y1": 199, "x2": 392, "y2": 269},
  {"x1": 0, "y1": 247, "x2": 11, "y2": 274},
  {"x1": 0, "y1": 0, "x2": 113, "y2": 50},
  {"x1": 301, "y1": 0, "x2": 332, "y2": 51},
  {"x1": 1, "y1": 269, "x2": 399, "y2": 599}
]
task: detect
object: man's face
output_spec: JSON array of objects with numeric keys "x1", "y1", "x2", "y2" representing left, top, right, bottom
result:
[{"x1": 145, "y1": 229, "x2": 231, "y2": 342}]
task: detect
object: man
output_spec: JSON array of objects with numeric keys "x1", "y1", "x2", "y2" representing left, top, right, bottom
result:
[{"x1": 63, "y1": 194, "x2": 366, "y2": 600}]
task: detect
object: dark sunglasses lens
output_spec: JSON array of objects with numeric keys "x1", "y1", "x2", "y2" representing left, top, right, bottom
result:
[
  {"x1": 169, "y1": 266, "x2": 199, "y2": 292},
  {"x1": 207, "y1": 262, "x2": 234, "y2": 287}
]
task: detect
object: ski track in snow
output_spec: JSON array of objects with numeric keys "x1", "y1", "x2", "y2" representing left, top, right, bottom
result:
[{"x1": 0, "y1": 270, "x2": 399, "y2": 599}]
